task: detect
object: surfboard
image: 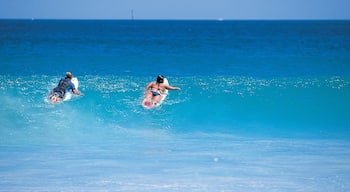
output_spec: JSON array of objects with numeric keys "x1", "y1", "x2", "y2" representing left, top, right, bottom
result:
[
  {"x1": 142, "y1": 78, "x2": 169, "y2": 109},
  {"x1": 63, "y1": 77, "x2": 79, "y2": 101}
]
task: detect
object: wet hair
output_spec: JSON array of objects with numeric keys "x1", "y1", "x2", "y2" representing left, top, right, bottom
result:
[
  {"x1": 65, "y1": 72, "x2": 73, "y2": 79},
  {"x1": 156, "y1": 75, "x2": 164, "y2": 83}
]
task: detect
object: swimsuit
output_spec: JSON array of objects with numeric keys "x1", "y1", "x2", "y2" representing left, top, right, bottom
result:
[
  {"x1": 151, "y1": 83, "x2": 163, "y2": 96},
  {"x1": 151, "y1": 91, "x2": 161, "y2": 96}
]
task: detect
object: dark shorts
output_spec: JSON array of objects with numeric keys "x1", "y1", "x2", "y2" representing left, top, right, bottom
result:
[{"x1": 49, "y1": 91, "x2": 64, "y2": 99}]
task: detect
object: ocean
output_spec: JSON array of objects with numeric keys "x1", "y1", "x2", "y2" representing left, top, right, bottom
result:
[{"x1": 0, "y1": 20, "x2": 350, "y2": 191}]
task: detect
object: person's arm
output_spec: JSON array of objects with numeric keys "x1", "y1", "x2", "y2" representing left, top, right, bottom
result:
[
  {"x1": 145, "y1": 82, "x2": 154, "y2": 91},
  {"x1": 72, "y1": 89, "x2": 84, "y2": 96},
  {"x1": 69, "y1": 82, "x2": 83, "y2": 96},
  {"x1": 165, "y1": 85, "x2": 180, "y2": 90}
]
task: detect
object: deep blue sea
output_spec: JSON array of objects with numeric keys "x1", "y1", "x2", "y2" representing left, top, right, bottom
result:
[{"x1": 1, "y1": 20, "x2": 350, "y2": 191}]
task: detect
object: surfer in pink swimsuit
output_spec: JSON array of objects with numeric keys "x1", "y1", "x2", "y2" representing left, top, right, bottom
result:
[{"x1": 142, "y1": 75, "x2": 180, "y2": 107}]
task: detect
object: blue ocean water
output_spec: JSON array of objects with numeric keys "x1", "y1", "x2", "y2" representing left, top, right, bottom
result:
[{"x1": 1, "y1": 20, "x2": 350, "y2": 191}]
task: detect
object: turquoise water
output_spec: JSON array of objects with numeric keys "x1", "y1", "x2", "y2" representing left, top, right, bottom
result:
[{"x1": 0, "y1": 20, "x2": 350, "y2": 191}]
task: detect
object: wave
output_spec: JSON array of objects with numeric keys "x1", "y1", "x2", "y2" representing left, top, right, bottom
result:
[{"x1": 1, "y1": 75, "x2": 349, "y2": 145}]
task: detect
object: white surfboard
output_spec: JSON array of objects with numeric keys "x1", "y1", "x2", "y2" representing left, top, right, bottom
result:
[
  {"x1": 142, "y1": 78, "x2": 169, "y2": 109},
  {"x1": 156, "y1": 78, "x2": 169, "y2": 105},
  {"x1": 63, "y1": 77, "x2": 79, "y2": 101}
]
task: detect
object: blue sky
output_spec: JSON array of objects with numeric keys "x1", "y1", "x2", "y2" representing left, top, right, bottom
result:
[{"x1": 0, "y1": 0, "x2": 349, "y2": 20}]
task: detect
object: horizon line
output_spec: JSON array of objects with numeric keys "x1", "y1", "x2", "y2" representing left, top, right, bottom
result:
[{"x1": 1, "y1": 18, "x2": 350, "y2": 21}]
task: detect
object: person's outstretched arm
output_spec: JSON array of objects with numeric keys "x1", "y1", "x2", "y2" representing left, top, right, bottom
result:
[
  {"x1": 165, "y1": 85, "x2": 180, "y2": 90},
  {"x1": 73, "y1": 89, "x2": 84, "y2": 96}
]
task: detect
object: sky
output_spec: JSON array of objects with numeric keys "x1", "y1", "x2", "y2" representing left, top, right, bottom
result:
[{"x1": 0, "y1": 0, "x2": 349, "y2": 20}]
